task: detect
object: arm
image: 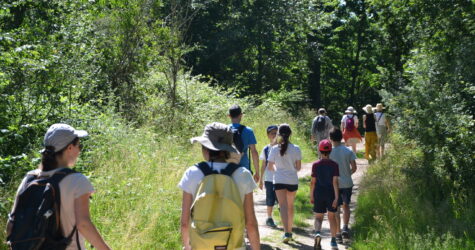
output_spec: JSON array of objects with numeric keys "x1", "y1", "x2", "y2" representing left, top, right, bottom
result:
[
  {"x1": 244, "y1": 193, "x2": 260, "y2": 250},
  {"x1": 310, "y1": 177, "x2": 316, "y2": 204},
  {"x1": 332, "y1": 176, "x2": 339, "y2": 208},
  {"x1": 340, "y1": 121, "x2": 345, "y2": 131},
  {"x1": 249, "y1": 144, "x2": 260, "y2": 182},
  {"x1": 350, "y1": 160, "x2": 357, "y2": 174},
  {"x1": 295, "y1": 160, "x2": 302, "y2": 171},
  {"x1": 259, "y1": 159, "x2": 266, "y2": 190},
  {"x1": 363, "y1": 115, "x2": 367, "y2": 129},
  {"x1": 180, "y1": 191, "x2": 193, "y2": 250},
  {"x1": 75, "y1": 193, "x2": 111, "y2": 250},
  {"x1": 386, "y1": 117, "x2": 391, "y2": 133},
  {"x1": 268, "y1": 161, "x2": 275, "y2": 172}
]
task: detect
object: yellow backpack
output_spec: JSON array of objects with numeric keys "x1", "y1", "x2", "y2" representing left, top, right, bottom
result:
[{"x1": 190, "y1": 162, "x2": 245, "y2": 250}]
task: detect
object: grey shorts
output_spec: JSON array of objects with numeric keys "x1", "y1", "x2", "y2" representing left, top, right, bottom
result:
[{"x1": 376, "y1": 125, "x2": 387, "y2": 145}]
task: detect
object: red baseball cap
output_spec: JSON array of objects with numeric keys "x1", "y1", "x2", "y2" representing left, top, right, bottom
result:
[{"x1": 319, "y1": 139, "x2": 332, "y2": 152}]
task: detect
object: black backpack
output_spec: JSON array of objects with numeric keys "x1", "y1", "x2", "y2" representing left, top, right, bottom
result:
[
  {"x1": 232, "y1": 125, "x2": 246, "y2": 153},
  {"x1": 316, "y1": 116, "x2": 326, "y2": 132},
  {"x1": 7, "y1": 168, "x2": 80, "y2": 250}
]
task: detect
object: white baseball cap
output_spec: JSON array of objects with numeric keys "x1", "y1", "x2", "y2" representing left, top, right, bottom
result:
[{"x1": 43, "y1": 124, "x2": 88, "y2": 152}]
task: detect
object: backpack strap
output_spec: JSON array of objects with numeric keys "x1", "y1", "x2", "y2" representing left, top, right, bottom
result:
[
  {"x1": 195, "y1": 162, "x2": 218, "y2": 176},
  {"x1": 264, "y1": 145, "x2": 270, "y2": 167},
  {"x1": 238, "y1": 124, "x2": 246, "y2": 133},
  {"x1": 220, "y1": 163, "x2": 241, "y2": 177}
]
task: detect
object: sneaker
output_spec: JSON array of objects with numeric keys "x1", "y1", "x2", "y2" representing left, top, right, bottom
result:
[
  {"x1": 330, "y1": 240, "x2": 338, "y2": 249},
  {"x1": 336, "y1": 233, "x2": 343, "y2": 244},
  {"x1": 265, "y1": 218, "x2": 277, "y2": 228},
  {"x1": 282, "y1": 232, "x2": 292, "y2": 243},
  {"x1": 342, "y1": 229, "x2": 350, "y2": 242},
  {"x1": 314, "y1": 233, "x2": 322, "y2": 250}
]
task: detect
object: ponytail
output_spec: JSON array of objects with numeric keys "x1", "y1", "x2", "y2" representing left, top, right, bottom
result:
[
  {"x1": 277, "y1": 124, "x2": 292, "y2": 156},
  {"x1": 40, "y1": 137, "x2": 79, "y2": 171}
]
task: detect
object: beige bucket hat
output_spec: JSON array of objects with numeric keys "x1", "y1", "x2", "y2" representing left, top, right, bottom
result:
[
  {"x1": 190, "y1": 122, "x2": 238, "y2": 153},
  {"x1": 363, "y1": 104, "x2": 374, "y2": 114},
  {"x1": 375, "y1": 103, "x2": 386, "y2": 112}
]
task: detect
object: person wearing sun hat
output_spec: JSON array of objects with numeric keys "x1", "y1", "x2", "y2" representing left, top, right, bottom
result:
[
  {"x1": 7, "y1": 124, "x2": 111, "y2": 250},
  {"x1": 340, "y1": 106, "x2": 362, "y2": 153},
  {"x1": 178, "y1": 122, "x2": 260, "y2": 250},
  {"x1": 374, "y1": 103, "x2": 390, "y2": 158},
  {"x1": 362, "y1": 104, "x2": 378, "y2": 161}
]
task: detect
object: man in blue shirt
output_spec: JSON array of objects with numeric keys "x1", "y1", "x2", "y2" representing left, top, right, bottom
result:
[{"x1": 229, "y1": 105, "x2": 260, "y2": 182}]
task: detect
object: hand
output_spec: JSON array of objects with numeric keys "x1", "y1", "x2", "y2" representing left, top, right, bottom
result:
[
  {"x1": 332, "y1": 199, "x2": 338, "y2": 209},
  {"x1": 253, "y1": 173, "x2": 260, "y2": 183},
  {"x1": 259, "y1": 181, "x2": 263, "y2": 190},
  {"x1": 183, "y1": 245, "x2": 191, "y2": 250},
  {"x1": 310, "y1": 196, "x2": 314, "y2": 204}
]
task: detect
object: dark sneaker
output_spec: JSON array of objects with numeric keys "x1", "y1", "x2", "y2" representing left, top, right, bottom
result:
[
  {"x1": 342, "y1": 229, "x2": 350, "y2": 243},
  {"x1": 314, "y1": 233, "x2": 322, "y2": 250},
  {"x1": 336, "y1": 233, "x2": 343, "y2": 244},
  {"x1": 330, "y1": 240, "x2": 338, "y2": 249},
  {"x1": 283, "y1": 232, "x2": 292, "y2": 243},
  {"x1": 266, "y1": 218, "x2": 277, "y2": 228}
]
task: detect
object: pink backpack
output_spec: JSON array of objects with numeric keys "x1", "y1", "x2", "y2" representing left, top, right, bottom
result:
[{"x1": 345, "y1": 115, "x2": 355, "y2": 131}]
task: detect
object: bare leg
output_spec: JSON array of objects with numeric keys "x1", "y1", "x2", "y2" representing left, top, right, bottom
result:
[
  {"x1": 314, "y1": 213, "x2": 324, "y2": 232},
  {"x1": 328, "y1": 212, "x2": 337, "y2": 237},
  {"x1": 267, "y1": 206, "x2": 273, "y2": 217},
  {"x1": 335, "y1": 207, "x2": 341, "y2": 234},
  {"x1": 275, "y1": 190, "x2": 289, "y2": 232},
  {"x1": 351, "y1": 142, "x2": 357, "y2": 153},
  {"x1": 343, "y1": 203, "x2": 350, "y2": 227},
  {"x1": 286, "y1": 191, "x2": 297, "y2": 233}
]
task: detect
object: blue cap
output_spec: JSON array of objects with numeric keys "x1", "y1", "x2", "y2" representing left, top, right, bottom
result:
[{"x1": 266, "y1": 125, "x2": 278, "y2": 133}]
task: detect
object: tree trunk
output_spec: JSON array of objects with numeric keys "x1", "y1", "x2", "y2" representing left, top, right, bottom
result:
[{"x1": 307, "y1": 33, "x2": 322, "y2": 109}]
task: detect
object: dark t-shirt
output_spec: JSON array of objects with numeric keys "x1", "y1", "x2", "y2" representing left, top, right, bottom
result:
[{"x1": 311, "y1": 159, "x2": 339, "y2": 194}]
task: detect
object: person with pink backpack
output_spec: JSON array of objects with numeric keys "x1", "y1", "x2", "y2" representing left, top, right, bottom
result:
[{"x1": 340, "y1": 107, "x2": 362, "y2": 153}]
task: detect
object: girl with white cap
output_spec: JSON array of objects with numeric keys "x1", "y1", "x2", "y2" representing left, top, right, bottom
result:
[
  {"x1": 7, "y1": 124, "x2": 110, "y2": 250},
  {"x1": 340, "y1": 107, "x2": 362, "y2": 153}
]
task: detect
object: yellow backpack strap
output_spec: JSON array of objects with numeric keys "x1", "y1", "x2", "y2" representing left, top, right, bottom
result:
[{"x1": 220, "y1": 163, "x2": 241, "y2": 177}]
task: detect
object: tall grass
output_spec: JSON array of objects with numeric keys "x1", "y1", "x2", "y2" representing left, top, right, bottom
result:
[
  {"x1": 352, "y1": 134, "x2": 475, "y2": 249},
  {"x1": 0, "y1": 75, "x2": 316, "y2": 249}
]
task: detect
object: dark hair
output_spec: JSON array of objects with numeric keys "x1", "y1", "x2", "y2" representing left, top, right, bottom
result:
[
  {"x1": 329, "y1": 128, "x2": 343, "y2": 142},
  {"x1": 204, "y1": 146, "x2": 230, "y2": 162},
  {"x1": 40, "y1": 137, "x2": 79, "y2": 171},
  {"x1": 320, "y1": 151, "x2": 331, "y2": 156},
  {"x1": 278, "y1": 124, "x2": 292, "y2": 156},
  {"x1": 228, "y1": 104, "x2": 242, "y2": 118}
]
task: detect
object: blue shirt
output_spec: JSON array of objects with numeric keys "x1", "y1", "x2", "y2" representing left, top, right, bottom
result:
[{"x1": 230, "y1": 123, "x2": 257, "y2": 170}]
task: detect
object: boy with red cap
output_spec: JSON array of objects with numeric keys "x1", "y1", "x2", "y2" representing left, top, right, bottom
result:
[{"x1": 310, "y1": 139, "x2": 340, "y2": 250}]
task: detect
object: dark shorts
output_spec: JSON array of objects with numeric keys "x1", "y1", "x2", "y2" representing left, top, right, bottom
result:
[
  {"x1": 274, "y1": 183, "x2": 298, "y2": 192},
  {"x1": 338, "y1": 187, "x2": 353, "y2": 206},
  {"x1": 313, "y1": 191, "x2": 337, "y2": 214},
  {"x1": 265, "y1": 181, "x2": 278, "y2": 206}
]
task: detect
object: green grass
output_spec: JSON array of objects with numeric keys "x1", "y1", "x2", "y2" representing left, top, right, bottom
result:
[{"x1": 352, "y1": 135, "x2": 475, "y2": 249}]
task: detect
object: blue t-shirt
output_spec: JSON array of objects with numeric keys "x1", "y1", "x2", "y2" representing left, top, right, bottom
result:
[{"x1": 230, "y1": 123, "x2": 257, "y2": 170}]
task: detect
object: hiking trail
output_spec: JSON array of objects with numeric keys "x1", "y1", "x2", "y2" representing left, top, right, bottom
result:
[{"x1": 252, "y1": 143, "x2": 369, "y2": 249}]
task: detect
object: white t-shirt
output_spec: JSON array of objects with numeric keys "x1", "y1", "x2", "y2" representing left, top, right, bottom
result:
[
  {"x1": 259, "y1": 145, "x2": 275, "y2": 182},
  {"x1": 375, "y1": 112, "x2": 386, "y2": 126},
  {"x1": 268, "y1": 144, "x2": 302, "y2": 185},
  {"x1": 341, "y1": 114, "x2": 359, "y2": 129},
  {"x1": 178, "y1": 162, "x2": 257, "y2": 202},
  {"x1": 13, "y1": 168, "x2": 95, "y2": 250}
]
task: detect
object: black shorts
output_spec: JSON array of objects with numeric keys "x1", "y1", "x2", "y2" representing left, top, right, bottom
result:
[
  {"x1": 265, "y1": 181, "x2": 278, "y2": 206},
  {"x1": 274, "y1": 183, "x2": 298, "y2": 192},
  {"x1": 313, "y1": 191, "x2": 337, "y2": 213},
  {"x1": 338, "y1": 187, "x2": 353, "y2": 206}
]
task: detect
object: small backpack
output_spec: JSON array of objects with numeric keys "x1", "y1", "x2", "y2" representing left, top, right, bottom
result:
[
  {"x1": 316, "y1": 116, "x2": 326, "y2": 132},
  {"x1": 231, "y1": 125, "x2": 246, "y2": 153},
  {"x1": 190, "y1": 162, "x2": 245, "y2": 250},
  {"x1": 7, "y1": 168, "x2": 80, "y2": 250},
  {"x1": 345, "y1": 115, "x2": 355, "y2": 131}
]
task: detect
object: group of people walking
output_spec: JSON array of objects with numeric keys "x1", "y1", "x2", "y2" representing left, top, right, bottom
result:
[
  {"x1": 6, "y1": 103, "x2": 389, "y2": 250},
  {"x1": 311, "y1": 103, "x2": 390, "y2": 160}
]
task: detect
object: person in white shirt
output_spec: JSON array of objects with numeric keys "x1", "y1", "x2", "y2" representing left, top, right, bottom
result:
[
  {"x1": 374, "y1": 103, "x2": 391, "y2": 158},
  {"x1": 268, "y1": 124, "x2": 302, "y2": 243},
  {"x1": 178, "y1": 122, "x2": 260, "y2": 250}
]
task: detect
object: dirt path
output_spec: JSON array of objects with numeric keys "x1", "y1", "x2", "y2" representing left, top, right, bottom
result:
[{"x1": 252, "y1": 143, "x2": 369, "y2": 249}]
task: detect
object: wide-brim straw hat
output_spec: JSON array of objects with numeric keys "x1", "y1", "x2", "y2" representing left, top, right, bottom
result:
[
  {"x1": 362, "y1": 104, "x2": 374, "y2": 114},
  {"x1": 190, "y1": 122, "x2": 238, "y2": 153},
  {"x1": 375, "y1": 103, "x2": 386, "y2": 111},
  {"x1": 345, "y1": 106, "x2": 357, "y2": 114}
]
